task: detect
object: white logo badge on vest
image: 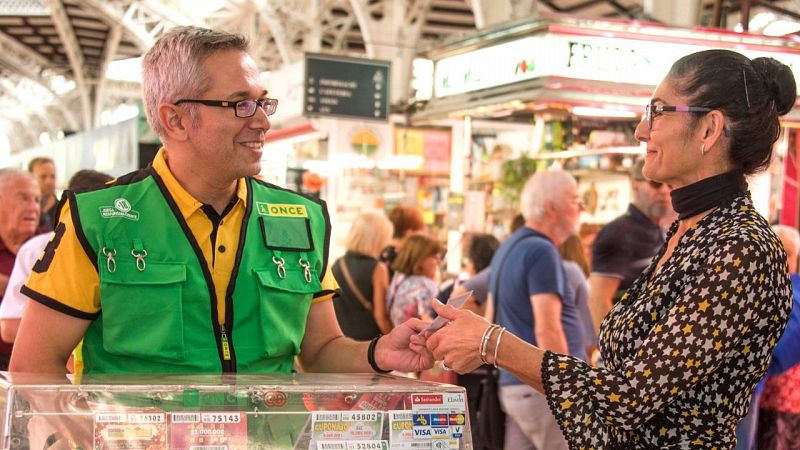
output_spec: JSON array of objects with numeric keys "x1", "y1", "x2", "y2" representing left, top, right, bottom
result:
[
  {"x1": 100, "y1": 198, "x2": 140, "y2": 221},
  {"x1": 256, "y1": 202, "x2": 308, "y2": 218}
]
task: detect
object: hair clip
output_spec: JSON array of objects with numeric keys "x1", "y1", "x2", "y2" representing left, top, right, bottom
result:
[{"x1": 743, "y1": 67, "x2": 751, "y2": 109}]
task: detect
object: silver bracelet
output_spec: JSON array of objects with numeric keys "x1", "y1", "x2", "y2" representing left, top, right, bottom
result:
[
  {"x1": 491, "y1": 327, "x2": 506, "y2": 368},
  {"x1": 479, "y1": 324, "x2": 500, "y2": 365}
]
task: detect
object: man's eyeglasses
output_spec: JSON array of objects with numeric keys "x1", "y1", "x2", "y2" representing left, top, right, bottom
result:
[
  {"x1": 174, "y1": 98, "x2": 278, "y2": 118},
  {"x1": 644, "y1": 104, "x2": 711, "y2": 130}
]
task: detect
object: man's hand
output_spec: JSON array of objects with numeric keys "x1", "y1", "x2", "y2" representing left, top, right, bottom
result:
[{"x1": 375, "y1": 319, "x2": 434, "y2": 372}]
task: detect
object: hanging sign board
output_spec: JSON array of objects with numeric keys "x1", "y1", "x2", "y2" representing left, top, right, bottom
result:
[
  {"x1": 304, "y1": 54, "x2": 390, "y2": 121},
  {"x1": 433, "y1": 31, "x2": 800, "y2": 97}
]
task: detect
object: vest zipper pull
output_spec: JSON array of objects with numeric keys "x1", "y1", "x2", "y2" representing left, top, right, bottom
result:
[{"x1": 220, "y1": 324, "x2": 231, "y2": 361}]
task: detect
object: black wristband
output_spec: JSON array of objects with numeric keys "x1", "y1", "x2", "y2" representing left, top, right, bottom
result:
[{"x1": 368, "y1": 334, "x2": 391, "y2": 374}]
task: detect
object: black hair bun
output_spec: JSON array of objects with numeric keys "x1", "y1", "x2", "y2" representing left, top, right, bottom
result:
[{"x1": 752, "y1": 57, "x2": 797, "y2": 116}]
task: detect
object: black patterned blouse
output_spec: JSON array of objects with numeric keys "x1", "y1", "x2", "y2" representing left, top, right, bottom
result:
[{"x1": 542, "y1": 193, "x2": 792, "y2": 449}]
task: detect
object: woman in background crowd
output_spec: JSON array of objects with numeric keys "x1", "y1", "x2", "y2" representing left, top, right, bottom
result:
[
  {"x1": 423, "y1": 49, "x2": 795, "y2": 448},
  {"x1": 387, "y1": 233, "x2": 443, "y2": 327},
  {"x1": 332, "y1": 212, "x2": 394, "y2": 340},
  {"x1": 453, "y1": 233, "x2": 500, "y2": 316},
  {"x1": 380, "y1": 205, "x2": 425, "y2": 276},
  {"x1": 558, "y1": 234, "x2": 598, "y2": 363}
]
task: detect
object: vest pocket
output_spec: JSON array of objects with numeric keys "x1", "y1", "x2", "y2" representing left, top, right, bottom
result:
[
  {"x1": 253, "y1": 266, "x2": 321, "y2": 358},
  {"x1": 99, "y1": 262, "x2": 187, "y2": 362}
]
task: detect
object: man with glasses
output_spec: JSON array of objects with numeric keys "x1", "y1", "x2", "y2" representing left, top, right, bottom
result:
[
  {"x1": 587, "y1": 157, "x2": 674, "y2": 333},
  {"x1": 10, "y1": 27, "x2": 432, "y2": 377}
]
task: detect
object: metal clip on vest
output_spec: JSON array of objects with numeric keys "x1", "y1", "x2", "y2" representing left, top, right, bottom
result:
[
  {"x1": 298, "y1": 257, "x2": 312, "y2": 283},
  {"x1": 272, "y1": 256, "x2": 286, "y2": 279},
  {"x1": 102, "y1": 247, "x2": 117, "y2": 273},
  {"x1": 131, "y1": 248, "x2": 148, "y2": 272}
]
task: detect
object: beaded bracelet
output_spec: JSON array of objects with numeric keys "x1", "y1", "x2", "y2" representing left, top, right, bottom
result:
[
  {"x1": 479, "y1": 324, "x2": 500, "y2": 365},
  {"x1": 491, "y1": 327, "x2": 507, "y2": 368},
  {"x1": 368, "y1": 334, "x2": 391, "y2": 374}
]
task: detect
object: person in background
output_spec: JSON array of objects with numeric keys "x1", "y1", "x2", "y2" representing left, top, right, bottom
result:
[
  {"x1": 28, "y1": 157, "x2": 58, "y2": 230},
  {"x1": 10, "y1": 27, "x2": 432, "y2": 379},
  {"x1": 0, "y1": 170, "x2": 113, "y2": 345},
  {"x1": 487, "y1": 169, "x2": 587, "y2": 450},
  {"x1": 380, "y1": 204, "x2": 425, "y2": 276},
  {"x1": 387, "y1": 233, "x2": 443, "y2": 327},
  {"x1": 332, "y1": 211, "x2": 394, "y2": 340},
  {"x1": 558, "y1": 234, "x2": 597, "y2": 363},
  {"x1": 754, "y1": 225, "x2": 800, "y2": 449},
  {"x1": 448, "y1": 232, "x2": 500, "y2": 449},
  {"x1": 423, "y1": 49, "x2": 795, "y2": 448},
  {"x1": 588, "y1": 156, "x2": 672, "y2": 332},
  {"x1": 0, "y1": 168, "x2": 46, "y2": 369},
  {"x1": 453, "y1": 233, "x2": 500, "y2": 316},
  {"x1": 578, "y1": 222, "x2": 601, "y2": 269}
]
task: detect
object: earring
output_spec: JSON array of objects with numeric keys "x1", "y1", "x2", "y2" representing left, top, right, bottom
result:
[{"x1": 701, "y1": 143, "x2": 706, "y2": 156}]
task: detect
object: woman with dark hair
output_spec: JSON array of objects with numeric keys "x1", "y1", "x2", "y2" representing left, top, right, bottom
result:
[
  {"x1": 451, "y1": 233, "x2": 500, "y2": 316},
  {"x1": 387, "y1": 233, "x2": 443, "y2": 327},
  {"x1": 379, "y1": 205, "x2": 426, "y2": 277},
  {"x1": 423, "y1": 49, "x2": 796, "y2": 448}
]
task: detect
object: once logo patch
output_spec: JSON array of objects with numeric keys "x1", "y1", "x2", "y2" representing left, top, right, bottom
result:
[
  {"x1": 256, "y1": 202, "x2": 308, "y2": 218},
  {"x1": 100, "y1": 197, "x2": 140, "y2": 221}
]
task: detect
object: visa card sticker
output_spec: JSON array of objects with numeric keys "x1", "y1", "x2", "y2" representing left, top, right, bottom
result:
[
  {"x1": 390, "y1": 411, "x2": 431, "y2": 449},
  {"x1": 410, "y1": 393, "x2": 466, "y2": 444}
]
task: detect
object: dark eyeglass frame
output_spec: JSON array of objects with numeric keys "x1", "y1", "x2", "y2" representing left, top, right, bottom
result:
[
  {"x1": 645, "y1": 103, "x2": 730, "y2": 137},
  {"x1": 645, "y1": 104, "x2": 711, "y2": 130},
  {"x1": 174, "y1": 98, "x2": 278, "y2": 117}
]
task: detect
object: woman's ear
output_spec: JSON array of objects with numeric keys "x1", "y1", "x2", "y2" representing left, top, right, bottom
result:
[
  {"x1": 157, "y1": 103, "x2": 190, "y2": 141},
  {"x1": 700, "y1": 110, "x2": 726, "y2": 149}
]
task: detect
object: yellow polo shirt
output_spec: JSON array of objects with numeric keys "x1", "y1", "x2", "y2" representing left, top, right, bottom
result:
[{"x1": 25, "y1": 149, "x2": 335, "y2": 326}]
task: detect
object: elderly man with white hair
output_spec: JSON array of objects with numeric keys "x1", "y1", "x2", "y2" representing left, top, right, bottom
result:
[
  {"x1": 0, "y1": 168, "x2": 44, "y2": 369},
  {"x1": 481, "y1": 168, "x2": 587, "y2": 450}
]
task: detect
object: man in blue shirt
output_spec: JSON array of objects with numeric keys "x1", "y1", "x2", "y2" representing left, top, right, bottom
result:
[{"x1": 487, "y1": 169, "x2": 585, "y2": 450}]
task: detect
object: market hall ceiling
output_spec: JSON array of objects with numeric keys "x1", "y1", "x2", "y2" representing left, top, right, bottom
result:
[{"x1": 0, "y1": 0, "x2": 796, "y2": 153}]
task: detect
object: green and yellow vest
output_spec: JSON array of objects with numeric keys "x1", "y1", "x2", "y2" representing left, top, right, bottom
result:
[{"x1": 70, "y1": 168, "x2": 331, "y2": 374}]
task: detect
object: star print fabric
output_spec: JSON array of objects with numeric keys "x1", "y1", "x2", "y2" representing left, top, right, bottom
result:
[{"x1": 542, "y1": 193, "x2": 792, "y2": 449}]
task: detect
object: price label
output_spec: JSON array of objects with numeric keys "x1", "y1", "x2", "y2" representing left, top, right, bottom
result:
[
  {"x1": 342, "y1": 411, "x2": 380, "y2": 422},
  {"x1": 127, "y1": 413, "x2": 165, "y2": 423},
  {"x1": 201, "y1": 412, "x2": 242, "y2": 423}
]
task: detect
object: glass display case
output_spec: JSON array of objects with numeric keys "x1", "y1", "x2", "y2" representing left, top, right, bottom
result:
[{"x1": 0, "y1": 372, "x2": 471, "y2": 450}]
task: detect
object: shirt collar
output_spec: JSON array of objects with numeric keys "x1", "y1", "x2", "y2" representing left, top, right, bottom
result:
[{"x1": 152, "y1": 148, "x2": 248, "y2": 220}]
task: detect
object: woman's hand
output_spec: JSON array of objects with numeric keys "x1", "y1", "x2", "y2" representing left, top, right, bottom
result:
[{"x1": 425, "y1": 299, "x2": 493, "y2": 373}]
